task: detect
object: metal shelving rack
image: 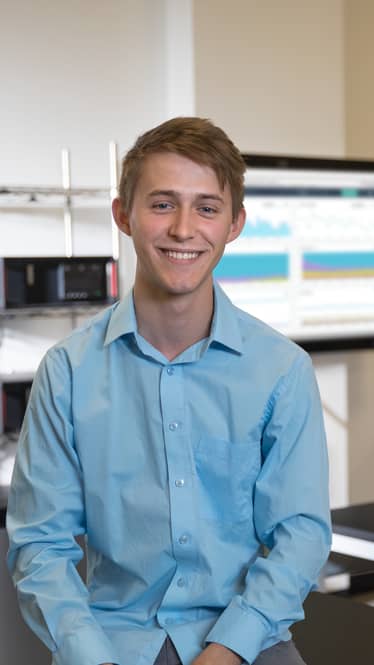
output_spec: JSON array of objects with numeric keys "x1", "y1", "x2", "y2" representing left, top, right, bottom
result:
[
  {"x1": 0, "y1": 143, "x2": 121, "y2": 399},
  {"x1": 0, "y1": 142, "x2": 120, "y2": 260}
]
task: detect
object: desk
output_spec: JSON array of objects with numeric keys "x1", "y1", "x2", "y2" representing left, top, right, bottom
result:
[
  {"x1": 331, "y1": 502, "x2": 374, "y2": 560},
  {"x1": 293, "y1": 591, "x2": 374, "y2": 664}
]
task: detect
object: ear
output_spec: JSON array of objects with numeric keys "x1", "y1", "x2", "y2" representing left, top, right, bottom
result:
[
  {"x1": 226, "y1": 206, "x2": 246, "y2": 245},
  {"x1": 112, "y1": 197, "x2": 132, "y2": 237}
]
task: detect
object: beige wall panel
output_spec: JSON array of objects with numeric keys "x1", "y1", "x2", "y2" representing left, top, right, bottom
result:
[
  {"x1": 345, "y1": 0, "x2": 374, "y2": 158},
  {"x1": 194, "y1": 0, "x2": 345, "y2": 156},
  {"x1": 346, "y1": 351, "x2": 374, "y2": 504},
  {"x1": 344, "y1": 0, "x2": 374, "y2": 502}
]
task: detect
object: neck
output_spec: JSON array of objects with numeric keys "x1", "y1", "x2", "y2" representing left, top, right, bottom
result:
[{"x1": 133, "y1": 281, "x2": 214, "y2": 361}]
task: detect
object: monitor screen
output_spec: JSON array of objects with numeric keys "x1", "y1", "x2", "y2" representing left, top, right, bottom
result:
[{"x1": 214, "y1": 154, "x2": 374, "y2": 351}]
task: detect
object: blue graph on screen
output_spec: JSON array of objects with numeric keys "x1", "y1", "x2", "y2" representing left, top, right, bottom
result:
[
  {"x1": 214, "y1": 253, "x2": 289, "y2": 281},
  {"x1": 242, "y1": 217, "x2": 291, "y2": 238}
]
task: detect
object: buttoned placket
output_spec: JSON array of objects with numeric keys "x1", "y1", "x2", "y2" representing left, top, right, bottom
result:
[{"x1": 156, "y1": 363, "x2": 198, "y2": 627}]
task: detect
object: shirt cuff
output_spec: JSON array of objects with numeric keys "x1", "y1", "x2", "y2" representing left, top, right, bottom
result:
[
  {"x1": 204, "y1": 597, "x2": 270, "y2": 665},
  {"x1": 51, "y1": 624, "x2": 120, "y2": 665}
]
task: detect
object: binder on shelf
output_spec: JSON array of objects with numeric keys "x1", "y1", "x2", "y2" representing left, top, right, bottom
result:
[{"x1": 0, "y1": 256, "x2": 118, "y2": 309}]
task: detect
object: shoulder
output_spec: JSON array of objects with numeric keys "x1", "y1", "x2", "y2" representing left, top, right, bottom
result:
[
  {"x1": 43, "y1": 303, "x2": 118, "y2": 370},
  {"x1": 232, "y1": 303, "x2": 312, "y2": 375},
  {"x1": 214, "y1": 282, "x2": 309, "y2": 372},
  {"x1": 28, "y1": 304, "x2": 121, "y2": 408},
  {"x1": 233, "y1": 305, "x2": 311, "y2": 364}
]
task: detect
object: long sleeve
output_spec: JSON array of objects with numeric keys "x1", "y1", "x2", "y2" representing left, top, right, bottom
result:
[
  {"x1": 6, "y1": 348, "x2": 120, "y2": 665},
  {"x1": 205, "y1": 353, "x2": 331, "y2": 664}
]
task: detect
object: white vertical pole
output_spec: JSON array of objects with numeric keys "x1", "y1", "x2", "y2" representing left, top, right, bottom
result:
[
  {"x1": 109, "y1": 141, "x2": 120, "y2": 260},
  {"x1": 61, "y1": 148, "x2": 73, "y2": 257},
  {"x1": 165, "y1": 0, "x2": 195, "y2": 117}
]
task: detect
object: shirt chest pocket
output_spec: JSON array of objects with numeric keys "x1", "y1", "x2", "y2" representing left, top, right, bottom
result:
[{"x1": 194, "y1": 436, "x2": 260, "y2": 524}]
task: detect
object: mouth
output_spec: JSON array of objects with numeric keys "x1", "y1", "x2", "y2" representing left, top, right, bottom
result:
[{"x1": 160, "y1": 249, "x2": 203, "y2": 261}]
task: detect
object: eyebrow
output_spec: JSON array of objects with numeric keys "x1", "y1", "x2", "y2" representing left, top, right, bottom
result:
[
  {"x1": 147, "y1": 190, "x2": 178, "y2": 198},
  {"x1": 147, "y1": 189, "x2": 225, "y2": 204}
]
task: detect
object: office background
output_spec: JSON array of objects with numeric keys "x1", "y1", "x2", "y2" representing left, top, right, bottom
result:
[{"x1": 1, "y1": 0, "x2": 374, "y2": 509}]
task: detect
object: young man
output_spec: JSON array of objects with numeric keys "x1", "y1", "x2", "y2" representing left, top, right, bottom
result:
[{"x1": 7, "y1": 117, "x2": 331, "y2": 665}]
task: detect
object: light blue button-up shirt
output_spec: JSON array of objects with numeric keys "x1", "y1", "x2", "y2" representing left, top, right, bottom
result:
[{"x1": 6, "y1": 283, "x2": 331, "y2": 665}]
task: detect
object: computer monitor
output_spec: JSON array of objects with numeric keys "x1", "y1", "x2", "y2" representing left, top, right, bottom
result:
[{"x1": 214, "y1": 154, "x2": 374, "y2": 352}]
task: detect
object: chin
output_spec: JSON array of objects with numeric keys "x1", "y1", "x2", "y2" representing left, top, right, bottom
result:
[
  {"x1": 166, "y1": 285, "x2": 195, "y2": 297},
  {"x1": 158, "y1": 280, "x2": 197, "y2": 297},
  {"x1": 148, "y1": 271, "x2": 212, "y2": 299}
]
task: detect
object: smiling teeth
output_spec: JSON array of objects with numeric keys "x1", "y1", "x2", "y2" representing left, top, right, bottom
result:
[{"x1": 165, "y1": 250, "x2": 199, "y2": 259}]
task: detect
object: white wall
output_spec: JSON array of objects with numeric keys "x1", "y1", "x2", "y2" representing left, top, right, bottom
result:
[
  {"x1": 0, "y1": 0, "x2": 195, "y2": 292},
  {"x1": 0, "y1": 0, "x2": 170, "y2": 290},
  {"x1": 0, "y1": 0, "x2": 168, "y2": 187},
  {"x1": 0, "y1": 0, "x2": 195, "y2": 375},
  {"x1": 0, "y1": 0, "x2": 167, "y2": 377}
]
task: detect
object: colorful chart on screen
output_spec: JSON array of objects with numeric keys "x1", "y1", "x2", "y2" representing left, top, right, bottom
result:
[{"x1": 214, "y1": 155, "x2": 374, "y2": 348}]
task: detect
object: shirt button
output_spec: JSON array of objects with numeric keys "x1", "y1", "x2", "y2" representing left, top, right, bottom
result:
[
  {"x1": 178, "y1": 534, "x2": 189, "y2": 545},
  {"x1": 169, "y1": 422, "x2": 179, "y2": 431},
  {"x1": 165, "y1": 617, "x2": 174, "y2": 625},
  {"x1": 177, "y1": 577, "x2": 186, "y2": 587},
  {"x1": 175, "y1": 479, "x2": 185, "y2": 487},
  {"x1": 167, "y1": 367, "x2": 174, "y2": 375}
]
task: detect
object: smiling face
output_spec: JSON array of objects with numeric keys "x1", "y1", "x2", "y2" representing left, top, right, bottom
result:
[{"x1": 112, "y1": 152, "x2": 245, "y2": 304}]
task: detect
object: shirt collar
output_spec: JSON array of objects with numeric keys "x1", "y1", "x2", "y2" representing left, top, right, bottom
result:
[
  {"x1": 209, "y1": 281, "x2": 243, "y2": 355},
  {"x1": 104, "y1": 281, "x2": 243, "y2": 355},
  {"x1": 104, "y1": 290, "x2": 137, "y2": 346}
]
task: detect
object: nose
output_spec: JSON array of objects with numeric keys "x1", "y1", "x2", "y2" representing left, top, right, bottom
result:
[{"x1": 168, "y1": 207, "x2": 195, "y2": 241}]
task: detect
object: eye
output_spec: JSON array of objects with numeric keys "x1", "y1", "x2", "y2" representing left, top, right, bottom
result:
[
  {"x1": 199, "y1": 205, "x2": 217, "y2": 215},
  {"x1": 152, "y1": 202, "x2": 173, "y2": 211}
]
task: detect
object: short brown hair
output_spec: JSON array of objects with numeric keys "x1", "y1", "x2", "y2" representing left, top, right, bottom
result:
[{"x1": 118, "y1": 117, "x2": 246, "y2": 219}]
